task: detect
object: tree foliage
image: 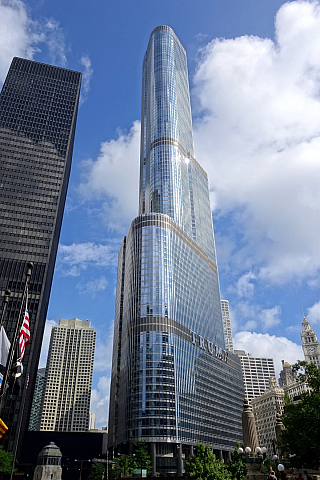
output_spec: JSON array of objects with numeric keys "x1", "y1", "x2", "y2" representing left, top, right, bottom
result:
[
  {"x1": 185, "y1": 443, "x2": 232, "y2": 480},
  {"x1": 109, "y1": 441, "x2": 152, "y2": 478},
  {"x1": 226, "y1": 444, "x2": 248, "y2": 480},
  {"x1": 0, "y1": 446, "x2": 14, "y2": 476},
  {"x1": 88, "y1": 462, "x2": 106, "y2": 480},
  {"x1": 280, "y1": 361, "x2": 320, "y2": 469},
  {"x1": 132, "y1": 440, "x2": 152, "y2": 475},
  {"x1": 260, "y1": 458, "x2": 277, "y2": 476}
]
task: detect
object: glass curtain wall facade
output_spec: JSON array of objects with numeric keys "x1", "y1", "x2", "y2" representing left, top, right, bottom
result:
[
  {"x1": 108, "y1": 26, "x2": 243, "y2": 474},
  {"x1": 0, "y1": 58, "x2": 81, "y2": 457}
]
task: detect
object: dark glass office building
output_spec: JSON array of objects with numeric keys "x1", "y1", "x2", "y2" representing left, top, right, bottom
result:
[
  {"x1": 0, "y1": 58, "x2": 81, "y2": 457},
  {"x1": 108, "y1": 26, "x2": 244, "y2": 474}
]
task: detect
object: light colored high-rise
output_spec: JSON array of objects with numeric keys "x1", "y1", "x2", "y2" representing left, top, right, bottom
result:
[
  {"x1": 221, "y1": 300, "x2": 234, "y2": 352},
  {"x1": 234, "y1": 350, "x2": 276, "y2": 404},
  {"x1": 301, "y1": 313, "x2": 320, "y2": 367},
  {"x1": 251, "y1": 378, "x2": 284, "y2": 457},
  {"x1": 40, "y1": 318, "x2": 96, "y2": 432}
]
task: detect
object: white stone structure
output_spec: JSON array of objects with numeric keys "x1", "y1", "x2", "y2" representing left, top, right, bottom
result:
[
  {"x1": 251, "y1": 378, "x2": 284, "y2": 457},
  {"x1": 301, "y1": 313, "x2": 320, "y2": 367},
  {"x1": 33, "y1": 442, "x2": 62, "y2": 480}
]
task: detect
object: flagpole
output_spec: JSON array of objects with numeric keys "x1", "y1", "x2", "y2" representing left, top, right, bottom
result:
[
  {"x1": 0, "y1": 262, "x2": 33, "y2": 412},
  {"x1": 0, "y1": 290, "x2": 11, "y2": 329}
]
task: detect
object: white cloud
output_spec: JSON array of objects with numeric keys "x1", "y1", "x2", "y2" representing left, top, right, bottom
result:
[
  {"x1": 90, "y1": 374, "x2": 111, "y2": 430},
  {"x1": 78, "y1": 121, "x2": 140, "y2": 233},
  {"x1": 93, "y1": 322, "x2": 114, "y2": 373},
  {"x1": 0, "y1": 0, "x2": 41, "y2": 81},
  {"x1": 231, "y1": 301, "x2": 282, "y2": 333},
  {"x1": 57, "y1": 242, "x2": 119, "y2": 276},
  {"x1": 77, "y1": 276, "x2": 108, "y2": 296},
  {"x1": 307, "y1": 300, "x2": 320, "y2": 324},
  {"x1": 43, "y1": 18, "x2": 67, "y2": 67},
  {"x1": 39, "y1": 319, "x2": 57, "y2": 368},
  {"x1": 234, "y1": 331, "x2": 303, "y2": 377},
  {"x1": 90, "y1": 322, "x2": 114, "y2": 429},
  {"x1": 79, "y1": 55, "x2": 93, "y2": 104},
  {"x1": 259, "y1": 305, "x2": 282, "y2": 331},
  {"x1": 193, "y1": 0, "x2": 320, "y2": 285},
  {"x1": 234, "y1": 271, "x2": 256, "y2": 298},
  {"x1": 0, "y1": 0, "x2": 67, "y2": 85}
]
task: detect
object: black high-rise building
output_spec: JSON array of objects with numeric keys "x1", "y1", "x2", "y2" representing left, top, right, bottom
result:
[{"x1": 0, "y1": 57, "x2": 81, "y2": 457}]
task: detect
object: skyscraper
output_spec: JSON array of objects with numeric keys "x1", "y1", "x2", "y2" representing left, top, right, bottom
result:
[
  {"x1": 40, "y1": 318, "x2": 96, "y2": 432},
  {"x1": 234, "y1": 350, "x2": 276, "y2": 404},
  {"x1": 28, "y1": 367, "x2": 46, "y2": 431},
  {"x1": 0, "y1": 58, "x2": 81, "y2": 455},
  {"x1": 221, "y1": 300, "x2": 234, "y2": 352},
  {"x1": 108, "y1": 26, "x2": 244, "y2": 474}
]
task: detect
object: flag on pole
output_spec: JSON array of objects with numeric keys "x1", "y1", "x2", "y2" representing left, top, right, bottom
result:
[
  {"x1": 0, "y1": 326, "x2": 10, "y2": 367},
  {"x1": 0, "y1": 418, "x2": 8, "y2": 439},
  {"x1": 19, "y1": 296, "x2": 30, "y2": 363}
]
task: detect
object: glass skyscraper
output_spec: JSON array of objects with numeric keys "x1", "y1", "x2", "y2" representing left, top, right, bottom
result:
[
  {"x1": 108, "y1": 26, "x2": 244, "y2": 474},
  {"x1": 0, "y1": 58, "x2": 81, "y2": 456}
]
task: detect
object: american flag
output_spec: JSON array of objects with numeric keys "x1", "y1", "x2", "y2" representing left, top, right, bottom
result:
[{"x1": 20, "y1": 297, "x2": 30, "y2": 363}]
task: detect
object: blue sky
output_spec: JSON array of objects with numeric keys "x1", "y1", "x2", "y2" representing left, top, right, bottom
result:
[{"x1": 1, "y1": 0, "x2": 320, "y2": 428}]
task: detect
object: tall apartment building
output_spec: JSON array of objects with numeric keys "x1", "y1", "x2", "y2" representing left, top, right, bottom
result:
[
  {"x1": 0, "y1": 58, "x2": 81, "y2": 455},
  {"x1": 28, "y1": 367, "x2": 46, "y2": 431},
  {"x1": 108, "y1": 26, "x2": 244, "y2": 475},
  {"x1": 251, "y1": 378, "x2": 284, "y2": 457},
  {"x1": 221, "y1": 300, "x2": 234, "y2": 352},
  {"x1": 40, "y1": 318, "x2": 96, "y2": 432},
  {"x1": 301, "y1": 313, "x2": 320, "y2": 367},
  {"x1": 234, "y1": 350, "x2": 276, "y2": 404}
]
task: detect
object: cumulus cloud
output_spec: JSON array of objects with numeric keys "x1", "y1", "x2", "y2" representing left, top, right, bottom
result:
[
  {"x1": 39, "y1": 319, "x2": 57, "y2": 368},
  {"x1": 234, "y1": 331, "x2": 303, "y2": 376},
  {"x1": 57, "y1": 242, "x2": 119, "y2": 276},
  {"x1": 234, "y1": 271, "x2": 256, "y2": 298},
  {"x1": 193, "y1": 0, "x2": 320, "y2": 285},
  {"x1": 307, "y1": 300, "x2": 320, "y2": 324},
  {"x1": 78, "y1": 121, "x2": 140, "y2": 233},
  {"x1": 0, "y1": 0, "x2": 67, "y2": 84},
  {"x1": 231, "y1": 301, "x2": 282, "y2": 333}
]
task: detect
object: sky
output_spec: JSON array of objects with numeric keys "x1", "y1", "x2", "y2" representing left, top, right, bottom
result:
[{"x1": 1, "y1": 0, "x2": 320, "y2": 429}]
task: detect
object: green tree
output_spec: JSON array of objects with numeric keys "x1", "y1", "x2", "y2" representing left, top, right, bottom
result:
[
  {"x1": 260, "y1": 458, "x2": 277, "y2": 476},
  {"x1": 132, "y1": 440, "x2": 152, "y2": 475},
  {"x1": 88, "y1": 462, "x2": 106, "y2": 480},
  {"x1": 110, "y1": 454, "x2": 139, "y2": 479},
  {"x1": 226, "y1": 444, "x2": 248, "y2": 480},
  {"x1": 279, "y1": 360, "x2": 320, "y2": 469},
  {"x1": 185, "y1": 443, "x2": 232, "y2": 480},
  {"x1": 0, "y1": 446, "x2": 14, "y2": 476}
]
